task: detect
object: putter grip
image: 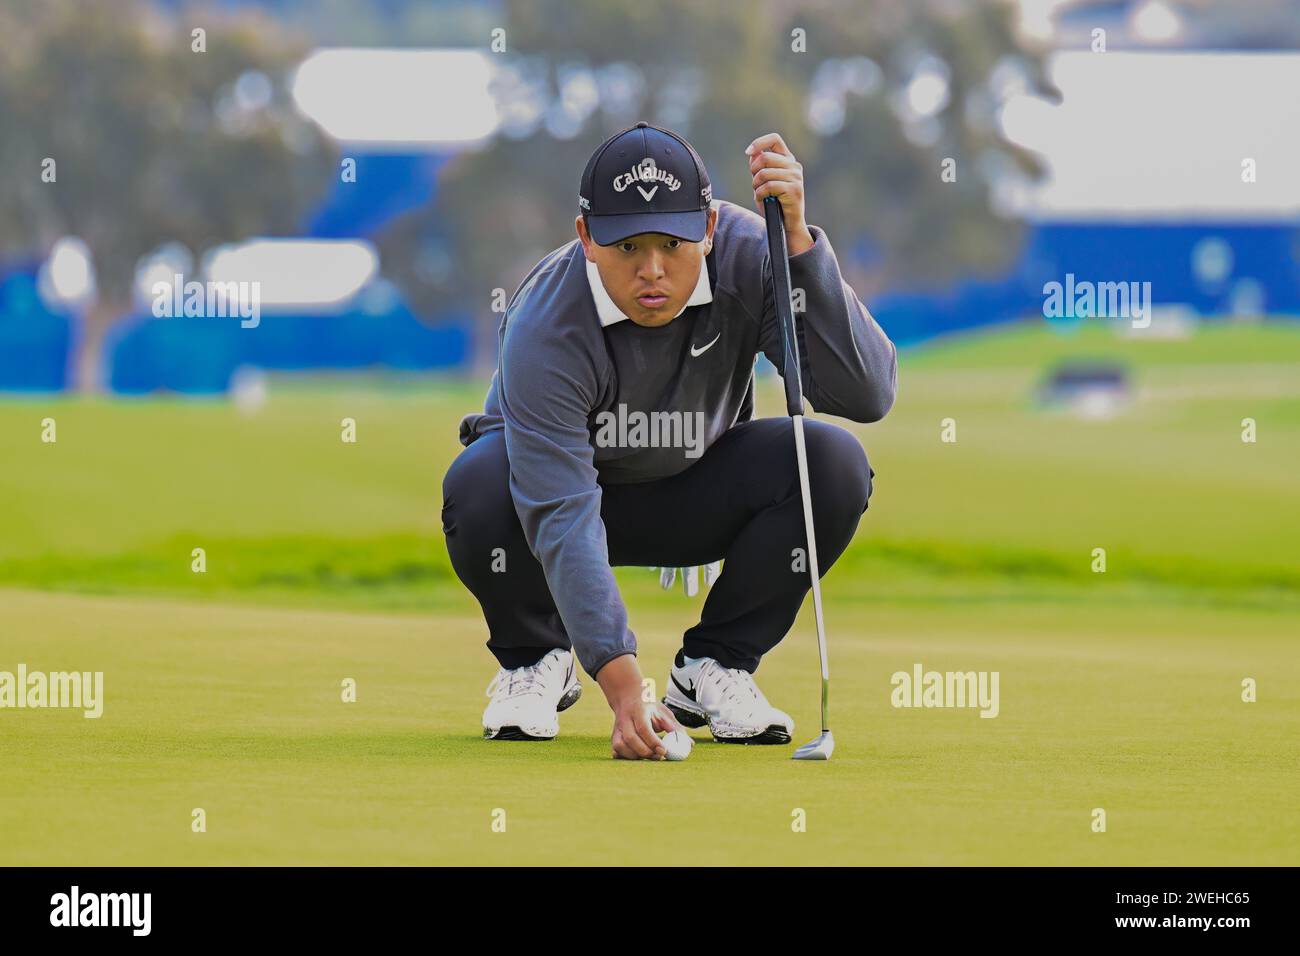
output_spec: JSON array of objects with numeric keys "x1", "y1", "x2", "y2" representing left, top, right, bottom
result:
[{"x1": 763, "y1": 196, "x2": 805, "y2": 417}]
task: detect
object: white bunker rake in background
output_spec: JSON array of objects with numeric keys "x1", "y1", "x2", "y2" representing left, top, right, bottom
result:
[
  {"x1": 764, "y1": 195, "x2": 835, "y2": 762},
  {"x1": 654, "y1": 562, "x2": 721, "y2": 596}
]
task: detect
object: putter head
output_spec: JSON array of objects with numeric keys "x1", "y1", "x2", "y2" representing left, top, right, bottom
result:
[{"x1": 792, "y1": 730, "x2": 834, "y2": 761}]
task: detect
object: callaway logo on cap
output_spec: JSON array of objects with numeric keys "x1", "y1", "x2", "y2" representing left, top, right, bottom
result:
[{"x1": 579, "y1": 122, "x2": 713, "y2": 246}]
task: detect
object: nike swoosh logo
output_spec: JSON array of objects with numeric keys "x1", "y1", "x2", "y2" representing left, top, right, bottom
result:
[
  {"x1": 670, "y1": 674, "x2": 696, "y2": 701},
  {"x1": 636, "y1": 185, "x2": 659, "y2": 202},
  {"x1": 690, "y1": 333, "x2": 721, "y2": 358}
]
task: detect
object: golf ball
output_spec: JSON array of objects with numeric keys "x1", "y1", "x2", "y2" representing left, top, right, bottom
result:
[{"x1": 661, "y1": 729, "x2": 693, "y2": 761}]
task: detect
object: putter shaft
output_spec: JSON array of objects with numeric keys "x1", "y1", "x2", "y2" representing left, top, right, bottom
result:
[
  {"x1": 793, "y1": 414, "x2": 831, "y2": 734},
  {"x1": 765, "y1": 195, "x2": 834, "y2": 759}
]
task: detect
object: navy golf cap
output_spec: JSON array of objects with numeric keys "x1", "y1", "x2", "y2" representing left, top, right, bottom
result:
[{"x1": 579, "y1": 122, "x2": 713, "y2": 246}]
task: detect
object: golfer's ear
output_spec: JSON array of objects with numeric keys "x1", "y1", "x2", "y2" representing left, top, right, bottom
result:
[
  {"x1": 575, "y1": 216, "x2": 596, "y2": 261},
  {"x1": 702, "y1": 206, "x2": 718, "y2": 254}
]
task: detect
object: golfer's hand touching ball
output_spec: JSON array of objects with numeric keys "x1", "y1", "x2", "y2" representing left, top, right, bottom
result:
[
  {"x1": 746, "y1": 132, "x2": 815, "y2": 256},
  {"x1": 596, "y1": 654, "x2": 682, "y2": 760}
]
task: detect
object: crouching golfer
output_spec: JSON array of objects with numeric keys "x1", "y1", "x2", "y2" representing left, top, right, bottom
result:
[{"x1": 442, "y1": 123, "x2": 898, "y2": 759}]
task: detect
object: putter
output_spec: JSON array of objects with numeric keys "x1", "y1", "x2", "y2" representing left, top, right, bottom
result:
[{"x1": 764, "y1": 196, "x2": 835, "y2": 762}]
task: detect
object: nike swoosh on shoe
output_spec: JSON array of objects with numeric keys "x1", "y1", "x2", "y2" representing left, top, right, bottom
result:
[{"x1": 670, "y1": 674, "x2": 696, "y2": 701}]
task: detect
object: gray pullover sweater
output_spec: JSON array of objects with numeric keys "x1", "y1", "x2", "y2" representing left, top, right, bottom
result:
[{"x1": 458, "y1": 199, "x2": 898, "y2": 675}]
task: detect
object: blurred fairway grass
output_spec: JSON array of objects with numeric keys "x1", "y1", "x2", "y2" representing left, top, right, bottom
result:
[
  {"x1": 2, "y1": 318, "x2": 1298, "y2": 865},
  {"x1": 2, "y1": 319, "x2": 1298, "y2": 612}
]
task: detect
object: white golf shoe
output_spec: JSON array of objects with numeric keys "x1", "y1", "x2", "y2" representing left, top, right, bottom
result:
[
  {"x1": 482, "y1": 648, "x2": 582, "y2": 741},
  {"x1": 662, "y1": 650, "x2": 793, "y2": 744}
]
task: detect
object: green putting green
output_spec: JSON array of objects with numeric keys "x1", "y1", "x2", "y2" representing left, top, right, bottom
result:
[{"x1": 2, "y1": 319, "x2": 1297, "y2": 865}]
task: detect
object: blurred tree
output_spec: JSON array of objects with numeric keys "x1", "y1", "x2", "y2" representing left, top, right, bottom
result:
[
  {"x1": 212, "y1": 0, "x2": 500, "y2": 47},
  {"x1": 0, "y1": 0, "x2": 335, "y2": 389},
  {"x1": 376, "y1": 0, "x2": 1052, "y2": 368}
]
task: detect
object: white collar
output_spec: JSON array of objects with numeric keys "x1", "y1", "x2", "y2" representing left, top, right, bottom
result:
[{"x1": 585, "y1": 255, "x2": 713, "y2": 328}]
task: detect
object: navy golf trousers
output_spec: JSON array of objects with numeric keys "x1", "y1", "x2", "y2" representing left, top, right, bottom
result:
[{"x1": 440, "y1": 417, "x2": 874, "y2": 674}]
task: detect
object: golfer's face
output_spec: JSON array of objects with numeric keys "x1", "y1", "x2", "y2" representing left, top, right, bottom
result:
[
  {"x1": 577, "y1": 207, "x2": 716, "y2": 327},
  {"x1": 595, "y1": 233, "x2": 701, "y2": 327}
]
